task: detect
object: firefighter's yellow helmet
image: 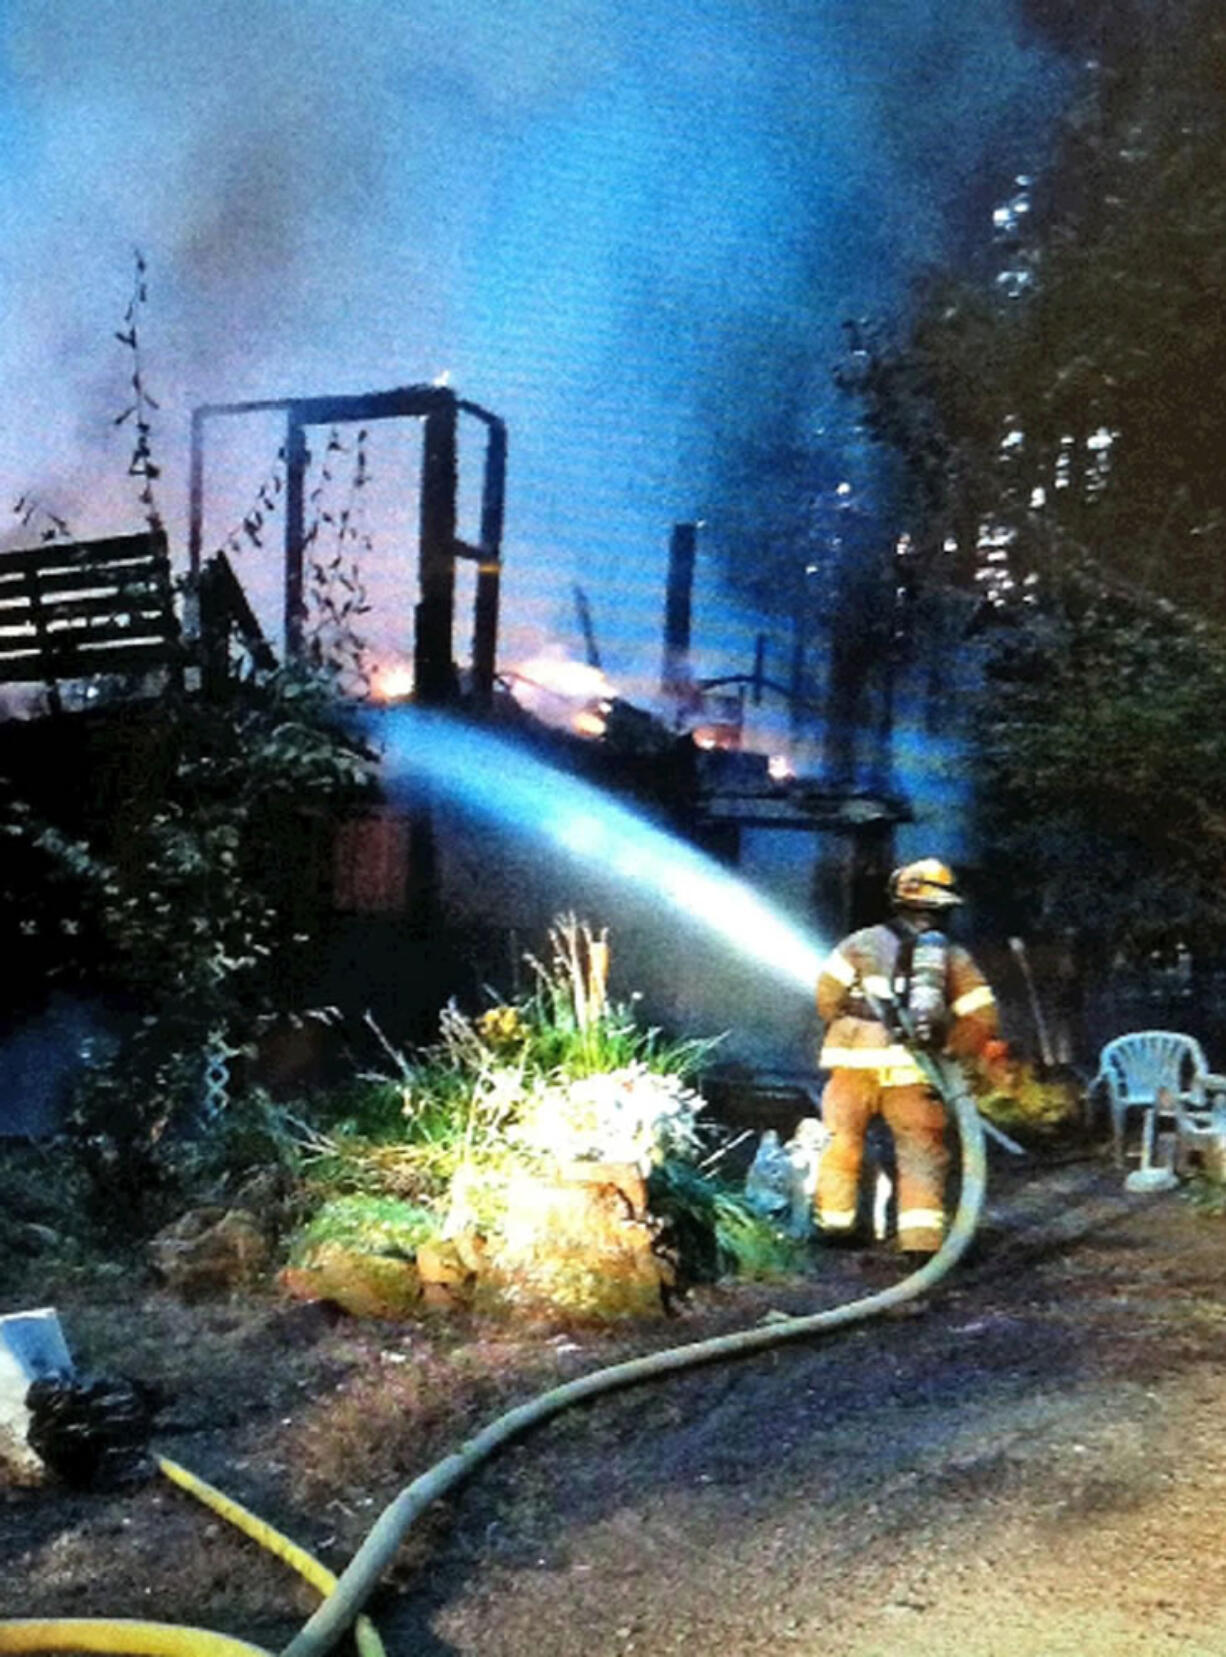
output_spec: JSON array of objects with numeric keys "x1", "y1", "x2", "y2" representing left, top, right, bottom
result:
[{"x1": 889, "y1": 857, "x2": 963, "y2": 910}]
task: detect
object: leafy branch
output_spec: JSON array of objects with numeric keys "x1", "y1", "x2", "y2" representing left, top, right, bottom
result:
[
  {"x1": 113, "y1": 249, "x2": 164, "y2": 535},
  {"x1": 214, "y1": 449, "x2": 286, "y2": 559},
  {"x1": 11, "y1": 494, "x2": 74, "y2": 544},
  {"x1": 303, "y1": 426, "x2": 373, "y2": 695}
]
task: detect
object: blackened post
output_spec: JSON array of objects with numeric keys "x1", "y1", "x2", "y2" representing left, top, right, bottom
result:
[
  {"x1": 185, "y1": 407, "x2": 206, "y2": 667},
  {"x1": 188, "y1": 408, "x2": 205, "y2": 585},
  {"x1": 661, "y1": 521, "x2": 697, "y2": 698},
  {"x1": 284, "y1": 418, "x2": 309, "y2": 659},
  {"x1": 416, "y1": 399, "x2": 459, "y2": 704},
  {"x1": 789, "y1": 610, "x2": 806, "y2": 748},
  {"x1": 574, "y1": 586, "x2": 601, "y2": 669},
  {"x1": 470, "y1": 416, "x2": 507, "y2": 711}
]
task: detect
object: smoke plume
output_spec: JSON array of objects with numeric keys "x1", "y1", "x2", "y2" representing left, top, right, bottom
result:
[{"x1": 0, "y1": 0, "x2": 1067, "y2": 696}]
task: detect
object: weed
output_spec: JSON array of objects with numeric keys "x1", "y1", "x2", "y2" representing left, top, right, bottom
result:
[{"x1": 1183, "y1": 1174, "x2": 1226, "y2": 1217}]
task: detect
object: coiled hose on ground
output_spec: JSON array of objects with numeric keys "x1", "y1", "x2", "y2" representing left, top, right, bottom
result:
[{"x1": 0, "y1": 1062, "x2": 988, "y2": 1657}]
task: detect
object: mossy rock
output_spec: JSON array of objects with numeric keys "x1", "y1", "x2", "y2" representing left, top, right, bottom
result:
[
  {"x1": 479, "y1": 1162, "x2": 671, "y2": 1322},
  {"x1": 288, "y1": 1192, "x2": 438, "y2": 1261},
  {"x1": 279, "y1": 1242, "x2": 422, "y2": 1320}
]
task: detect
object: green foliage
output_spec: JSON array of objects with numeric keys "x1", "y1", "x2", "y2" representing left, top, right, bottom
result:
[
  {"x1": 0, "y1": 1139, "x2": 100, "y2": 1273},
  {"x1": 175, "y1": 1085, "x2": 317, "y2": 1186},
  {"x1": 648, "y1": 1158, "x2": 811, "y2": 1284},
  {"x1": 281, "y1": 918, "x2": 789, "y2": 1305},
  {"x1": 335, "y1": 915, "x2": 719, "y2": 1171},
  {"x1": 844, "y1": 3, "x2": 1226, "y2": 611},
  {"x1": 971, "y1": 1059, "x2": 1082, "y2": 1138},
  {"x1": 74, "y1": 663, "x2": 370, "y2": 1017},
  {"x1": 2, "y1": 256, "x2": 380, "y2": 1229},
  {"x1": 1183, "y1": 1174, "x2": 1226, "y2": 1216},
  {"x1": 10, "y1": 667, "x2": 376, "y2": 1228},
  {"x1": 344, "y1": 1002, "x2": 533, "y2": 1182},
  {"x1": 272, "y1": 918, "x2": 718, "y2": 1246},
  {"x1": 288, "y1": 1192, "x2": 438, "y2": 1264},
  {"x1": 976, "y1": 607, "x2": 1226, "y2": 948}
]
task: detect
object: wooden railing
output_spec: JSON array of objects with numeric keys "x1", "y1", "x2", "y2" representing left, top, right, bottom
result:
[{"x1": 0, "y1": 531, "x2": 181, "y2": 703}]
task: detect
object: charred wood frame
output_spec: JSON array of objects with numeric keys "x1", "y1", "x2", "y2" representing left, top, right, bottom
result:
[
  {"x1": 188, "y1": 385, "x2": 507, "y2": 707},
  {"x1": 196, "y1": 549, "x2": 278, "y2": 691}
]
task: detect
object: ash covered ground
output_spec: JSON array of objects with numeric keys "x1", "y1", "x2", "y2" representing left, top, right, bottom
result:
[{"x1": 5, "y1": 1149, "x2": 1226, "y2": 1656}]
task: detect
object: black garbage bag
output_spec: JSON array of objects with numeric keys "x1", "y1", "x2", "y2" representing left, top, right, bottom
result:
[{"x1": 25, "y1": 1374, "x2": 157, "y2": 1490}]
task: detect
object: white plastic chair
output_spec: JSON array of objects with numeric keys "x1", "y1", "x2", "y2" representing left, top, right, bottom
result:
[{"x1": 1090, "y1": 1030, "x2": 1226, "y2": 1171}]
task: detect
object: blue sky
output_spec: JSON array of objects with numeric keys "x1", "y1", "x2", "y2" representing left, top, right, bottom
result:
[{"x1": 0, "y1": 0, "x2": 1066, "y2": 706}]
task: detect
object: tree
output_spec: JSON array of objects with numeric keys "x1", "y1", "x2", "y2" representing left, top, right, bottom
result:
[{"x1": 837, "y1": 0, "x2": 1226, "y2": 952}]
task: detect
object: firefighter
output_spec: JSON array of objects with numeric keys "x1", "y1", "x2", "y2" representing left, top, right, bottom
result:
[{"x1": 814, "y1": 857, "x2": 999, "y2": 1257}]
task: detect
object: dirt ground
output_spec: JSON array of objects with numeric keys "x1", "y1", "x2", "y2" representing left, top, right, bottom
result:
[{"x1": 5, "y1": 1143, "x2": 1226, "y2": 1656}]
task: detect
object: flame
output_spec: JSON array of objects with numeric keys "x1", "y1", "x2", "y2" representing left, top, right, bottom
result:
[
  {"x1": 508, "y1": 651, "x2": 616, "y2": 738},
  {"x1": 573, "y1": 708, "x2": 609, "y2": 739},
  {"x1": 690, "y1": 723, "x2": 741, "y2": 752},
  {"x1": 371, "y1": 661, "x2": 415, "y2": 702}
]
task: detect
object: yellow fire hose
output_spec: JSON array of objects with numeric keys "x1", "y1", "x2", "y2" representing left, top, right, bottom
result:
[
  {"x1": 0, "y1": 1457, "x2": 386, "y2": 1657},
  {"x1": 154, "y1": 1460, "x2": 386, "y2": 1657},
  {"x1": 0, "y1": 1621, "x2": 274, "y2": 1657},
  {"x1": 1, "y1": 1063, "x2": 989, "y2": 1657}
]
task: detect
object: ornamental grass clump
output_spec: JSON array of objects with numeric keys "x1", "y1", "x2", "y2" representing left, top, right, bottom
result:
[{"x1": 305, "y1": 915, "x2": 713, "y2": 1180}]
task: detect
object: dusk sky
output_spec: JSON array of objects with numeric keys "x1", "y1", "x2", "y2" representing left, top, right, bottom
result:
[{"x1": 0, "y1": 0, "x2": 1069, "y2": 707}]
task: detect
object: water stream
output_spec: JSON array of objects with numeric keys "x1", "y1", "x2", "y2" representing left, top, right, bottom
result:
[{"x1": 364, "y1": 705, "x2": 829, "y2": 996}]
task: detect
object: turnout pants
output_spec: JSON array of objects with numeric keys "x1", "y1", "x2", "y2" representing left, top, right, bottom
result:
[{"x1": 816, "y1": 1069, "x2": 950, "y2": 1253}]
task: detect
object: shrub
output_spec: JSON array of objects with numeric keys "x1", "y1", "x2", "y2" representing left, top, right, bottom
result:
[{"x1": 972, "y1": 1057, "x2": 1083, "y2": 1137}]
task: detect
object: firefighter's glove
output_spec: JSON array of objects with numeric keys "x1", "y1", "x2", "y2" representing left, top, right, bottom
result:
[{"x1": 980, "y1": 1038, "x2": 1015, "y2": 1088}]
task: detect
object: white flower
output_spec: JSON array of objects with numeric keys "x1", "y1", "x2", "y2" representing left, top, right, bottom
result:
[{"x1": 513, "y1": 1063, "x2": 703, "y2": 1172}]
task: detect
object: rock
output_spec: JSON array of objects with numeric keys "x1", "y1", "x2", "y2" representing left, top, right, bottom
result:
[
  {"x1": 0, "y1": 1434, "x2": 45, "y2": 1485},
  {"x1": 278, "y1": 1243, "x2": 421, "y2": 1320},
  {"x1": 416, "y1": 1236, "x2": 478, "y2": 1310},
  {"x1": 481, "y1": 1160, "x2": 671, "y2": 1321},
  {"x1": 448, "y1": 1226, "x2": 489, "y2": 1276},
  {"x1": 148, "y1": 1207, "x2": 271, "y2": 1297},
  {"x1": 231, "y1": 1165, "x2": 295, "y2": 1220}
]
